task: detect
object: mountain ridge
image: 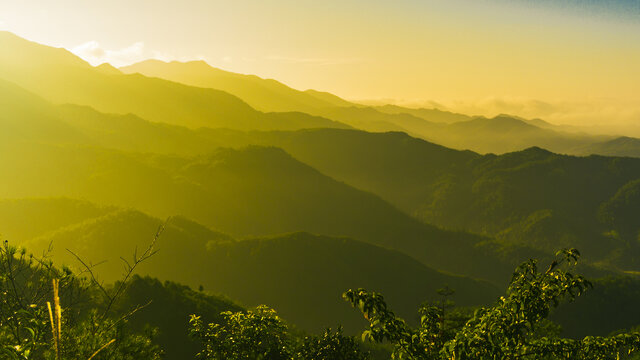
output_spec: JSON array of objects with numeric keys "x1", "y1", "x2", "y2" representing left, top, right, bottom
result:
[{"x1": 0, "y1": 31, "x2": 349, "y2": 131}]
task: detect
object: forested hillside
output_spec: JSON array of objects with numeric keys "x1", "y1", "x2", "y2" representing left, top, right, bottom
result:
[{"x1": 217, "y1": 128, "x2": 640, "y2": 271}]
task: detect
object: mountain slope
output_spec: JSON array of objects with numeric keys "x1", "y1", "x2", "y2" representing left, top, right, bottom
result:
[
  {"x1": 176, "y1": 146, "x2": 510, "y2": 280},
  {"x1": 231, "y1": 128, "x2": 480, "y2": 212},
  {"x1": 196, "y1": 128, "x2": 640, "y2": 271},
  {"x1": 113, "y1": 276, "x2": 242, "y2": 360},
  {"x1": 24, "y1": 210, "x2": 498, "y2": 333},
  {"x1": 577, "y1": 136, "x2": 640, "y2": 158},
  {"x1": 121, "y1": 59, "x2": 351, "y2": 113},
  {"x1": 12, "y1": 203, "x2": 639, "y2": 345},
  {"x1": 198, "y1": 232, "x2": 499, "y2": 333},
  {"x1": 55, "y1": 104, "x2": 226, "y2": 155},
  {"x1": 25, "y1": 210, "x2": 233, "y2": 285},
  {"x1": 0, "y1": 78, "x2": 87, "y2": 145},
  {"x1": 0, "y1": 31, "x2": 347, "y2": 131},
  {"x1": 0, "y1": 139, "x2": 511, "y2": 282}
]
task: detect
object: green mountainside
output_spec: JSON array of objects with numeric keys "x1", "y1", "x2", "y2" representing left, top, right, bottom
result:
[
  {"x1": 0, "y1": 139, "x2": 510, "y2": 282},
  {"x1": 195, "y1": 232, "x2": 498, "y2": 333},
  {"x1": 9, "y1": 201, "x2": 496, "y2": 333},
  {"x1": 202, "y1": 128, "x2": 640, "y2": 271},
  {"x1": 112, "y1": 276, "x2": 242, "y2": 360}
]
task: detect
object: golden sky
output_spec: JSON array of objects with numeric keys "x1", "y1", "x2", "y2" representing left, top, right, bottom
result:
[{"x1": 1, "y1": 0, "x2": 639, "y2": 125}]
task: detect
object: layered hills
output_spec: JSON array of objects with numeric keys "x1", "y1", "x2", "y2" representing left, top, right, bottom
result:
[
  {"x1": 3, "y1": 30, "x2": 637, "y2": 157},
  {"x1": 0, "y1": 139, "x2": 510, "y2": 282},
  {"x1": 6, "y1": 199, "x2": 498, "y2": 334},
  {"x1": 1, "y1": 31, "x2": 640, "y2": 346},
  {"x1": 227, "y1": 128, "x2": 640, "y2": 270},
  {"x1": 119, "y1": 58, "x2": 623, "y2": 156},
  {"x1": 2, "y1": 61, "x2": 639, "y2": 276},
  {"x1": 0, "y1": 31, "x2": 348, "y2": 131}
]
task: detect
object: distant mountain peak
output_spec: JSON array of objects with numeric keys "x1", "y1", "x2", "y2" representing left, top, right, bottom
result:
[
  {"x1": 522, "y1": 145, "x2": 552, "y2": 153},
  {"x1": 94, "y1": 62, "x2": 122, "y2": 75}
]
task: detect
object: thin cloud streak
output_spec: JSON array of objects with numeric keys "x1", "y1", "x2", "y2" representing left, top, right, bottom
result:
[{"x1": 70, "y1": 40, "x2": 194, "y2": 67}]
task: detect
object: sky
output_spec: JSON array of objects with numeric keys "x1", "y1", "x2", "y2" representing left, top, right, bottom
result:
[{"x1": 1, "y1": 0, "x2": 639, "y2": 126}]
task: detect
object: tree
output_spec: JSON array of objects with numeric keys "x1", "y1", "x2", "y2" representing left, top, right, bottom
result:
[
  {"x1": 189, "y1": 307, "x2": 372, "y2": 360},
  {"x1": 296, "y1": 327, "x2": 369, "y2": 360},
  {"x1": 344, "y1": 249, "x2": 640, "y2": 360},
  {"x1": 189, "y1": 305, "x2": 292, "y2": 360},
  {"x1": 0, "y1": 236, "x2": 163, "y2": 360}
]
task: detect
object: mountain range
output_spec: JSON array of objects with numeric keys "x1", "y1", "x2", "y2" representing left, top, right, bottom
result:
[{"x1": 1, "y1": 30, "x2": 640, "y2": 349}]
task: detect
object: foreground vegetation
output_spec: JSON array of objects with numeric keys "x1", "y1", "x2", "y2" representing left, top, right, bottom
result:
[{"x1": 1, "y1": 236, "x2": 639, "y2": 359}]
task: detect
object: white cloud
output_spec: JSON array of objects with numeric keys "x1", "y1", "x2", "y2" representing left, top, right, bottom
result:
[
  {"x1": 0, "y1": 20, "x2": 6, "y2": 30},
  {"x1": 70, "y1": 41, "x2": 176, "y2": 67}
]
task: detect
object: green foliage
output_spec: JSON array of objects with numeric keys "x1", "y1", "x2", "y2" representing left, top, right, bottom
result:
[
  {"x1": 189, "y1": 306, "x2": 292, "y2": 360},
  {"x1": 57, "y1": 310, "x2": 162, "y2": 360},
  {"x1": 0, "y1": 241, "x2": 82, "y2": 359},
  {"x1": 344, "y1": 249, "x2": 640, "y2": 359},
  {"x1": 0, "y1": 241, "x2": 162, "y2": 360},
  {"x1": 189, "y1": 307, "x2": 371, "y2": 360},
  {"x1": 296, "y1": 327, "x2": 369, "y2": 360}
]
